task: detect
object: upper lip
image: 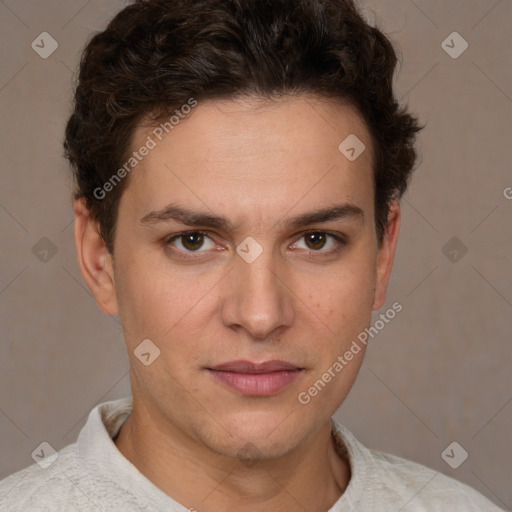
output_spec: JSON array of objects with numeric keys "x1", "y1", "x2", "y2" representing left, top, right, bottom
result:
[{"x1": 208, "y1": 360, "x2": 302, "y2": 373}]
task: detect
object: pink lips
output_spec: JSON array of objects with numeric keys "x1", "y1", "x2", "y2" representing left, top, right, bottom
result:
[{"x1": 207, "y1": 360, "x2": 303, "y2": 396}]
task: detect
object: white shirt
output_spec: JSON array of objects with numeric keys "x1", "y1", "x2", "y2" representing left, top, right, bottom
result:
[{"x1": 0, "y1": 396, "x2": 504, "y2": 511}]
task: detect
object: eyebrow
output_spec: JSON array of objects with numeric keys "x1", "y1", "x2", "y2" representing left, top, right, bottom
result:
[{"x1": 140, "y1": 203, "x2": 364, "y2": 231}]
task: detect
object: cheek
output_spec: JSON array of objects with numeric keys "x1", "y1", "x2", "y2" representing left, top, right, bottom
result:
[
  {"x1": 308, "y1": 259, "x2": 377, "y2": 341},
  {"x1": 113, "y1": 251, "x2": 173, "y2": 340},
  {"x1": 114, "y1": 251, "x2": 220, "y2": 348}
]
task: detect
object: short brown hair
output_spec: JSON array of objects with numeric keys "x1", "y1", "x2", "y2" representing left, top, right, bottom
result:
[{"x1": 64, "y1": 0, "x2": 423, "y2": 253}]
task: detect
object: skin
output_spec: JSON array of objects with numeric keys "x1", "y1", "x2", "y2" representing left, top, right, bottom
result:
[{"x1": 73, "y1": 95, "x2": 400, "y2": 512}]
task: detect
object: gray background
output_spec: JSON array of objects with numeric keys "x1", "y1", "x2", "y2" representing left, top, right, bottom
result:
[{"x1": 0, "y1": 0, "x2": 510, "y2": 509}]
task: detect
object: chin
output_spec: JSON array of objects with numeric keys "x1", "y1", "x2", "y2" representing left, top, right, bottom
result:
[
  {"x1": 198, "y1": 408, "x2": 308, "y2": 459},
  {"x1": 214, "y1": 432, "x2": 299, "y2": 462}
]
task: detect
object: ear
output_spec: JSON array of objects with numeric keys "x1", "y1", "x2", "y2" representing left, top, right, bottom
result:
[
  {"x1": 372, "y1": 200, "x2": 401, "y2": 311},
  {"x1": 73, "y1": 198, "x2": 119, "y2": 316}
]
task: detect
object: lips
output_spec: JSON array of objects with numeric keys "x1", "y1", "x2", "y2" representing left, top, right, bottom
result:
[
  {"x1": 210, "y1": 360, "x2": 302, "y2": 373},
  {"x1": 207, "y1": 360, "x2": 304, "y2": 396}
]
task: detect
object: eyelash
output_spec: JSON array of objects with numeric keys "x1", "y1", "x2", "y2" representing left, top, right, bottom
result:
[{"x1": 163, "y1": 230, "x2": 347, "y2": 260}]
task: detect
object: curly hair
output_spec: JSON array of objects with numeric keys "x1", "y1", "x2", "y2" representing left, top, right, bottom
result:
[{"x1": 64, "y1": 0, "x2": 423, "y2": 253}]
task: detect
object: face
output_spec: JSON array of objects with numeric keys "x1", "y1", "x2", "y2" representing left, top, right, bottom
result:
[{"x1": 76, "y1": 95, "x2": 400, "y2": 460}]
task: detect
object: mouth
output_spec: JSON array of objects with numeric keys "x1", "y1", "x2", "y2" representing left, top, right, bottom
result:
[{"x1": 206, "y1": 360, "x2": 304, "y2": 396}]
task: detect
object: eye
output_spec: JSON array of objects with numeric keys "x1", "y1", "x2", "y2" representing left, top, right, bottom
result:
[
  {"x1": 291, "y1": 231, "x2": 346, "y2": 254},
  {"x1": 166, "y1": 231, "x2": 216, "y2": 253},
  {"x1": 164, "y1": 230, "x2": 346, "y2": 260}
]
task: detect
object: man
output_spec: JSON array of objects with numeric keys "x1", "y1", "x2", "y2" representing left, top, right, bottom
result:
[{"x1": 0, "y1": 0, "x2": 504, "y2": 510}]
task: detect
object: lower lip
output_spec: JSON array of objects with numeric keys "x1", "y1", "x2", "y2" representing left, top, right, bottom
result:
[{"x1": 207, "y1": 369, "x2": 302, "y2": 396}]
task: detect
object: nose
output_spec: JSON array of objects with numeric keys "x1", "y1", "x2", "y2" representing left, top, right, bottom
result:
[{"x1": 220, "y1": 249, "x2": 295, "y2": 340}]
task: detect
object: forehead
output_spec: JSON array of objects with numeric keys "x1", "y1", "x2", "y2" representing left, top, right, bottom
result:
[{"x1": 121, "y1": 95, "x2": 374, "y2": 224}]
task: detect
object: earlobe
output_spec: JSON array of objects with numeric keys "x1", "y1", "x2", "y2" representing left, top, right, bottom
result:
[
  {"x1": 372, "y1": 201, "x2": 401, "y2": 311},
  {"x1": 73, "y1": 199, "x2": 119, "y2": 316}
]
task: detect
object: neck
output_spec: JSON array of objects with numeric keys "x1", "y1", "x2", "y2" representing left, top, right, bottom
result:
[{"x1": 114, "y1": 399, "x2": 350, "y2": 512}]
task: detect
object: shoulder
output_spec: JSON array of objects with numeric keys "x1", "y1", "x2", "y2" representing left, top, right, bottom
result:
[
  {"x1": 0, "y1": 443, "x2": 87, "y2": 512},
  {"x1": 332, "y1": 421, "x2": 505, "y2": 511},
  {"x1": 370, "y1": 449, "x2": 503, "y2": 511}
]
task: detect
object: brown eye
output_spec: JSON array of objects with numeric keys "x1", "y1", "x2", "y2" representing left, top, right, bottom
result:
[
  {"x1": 180, "y1": 233, "x2": 205, "y2": 251},
  {"x1": 291, "y1": 231, "x2": 346, "y2": 256},
  {"x1": 304, "y1": 232, "x2": 327, "y2": 250},
  {"x1": 166, "y1": 231, "x2": 216, "y2": 254}
]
